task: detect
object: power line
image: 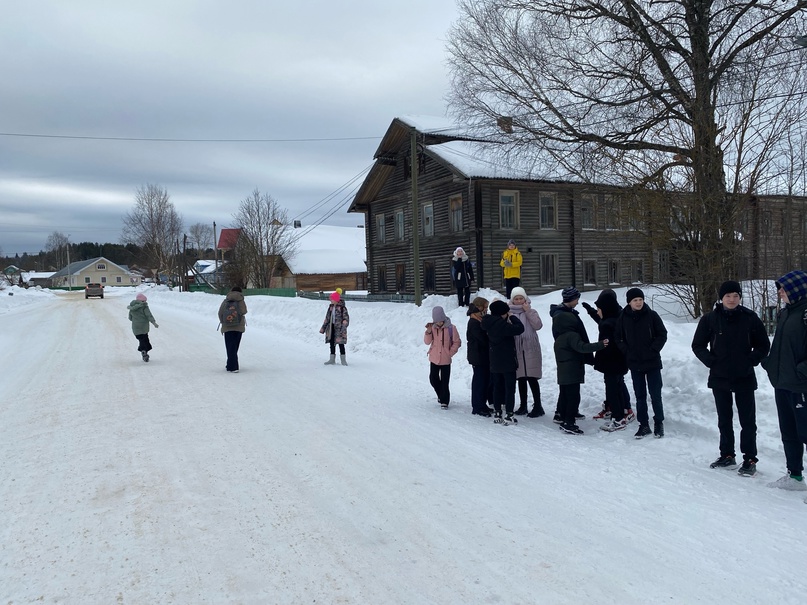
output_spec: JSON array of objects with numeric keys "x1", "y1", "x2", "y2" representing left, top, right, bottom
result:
[{"x1": 0, "y1": 132, "x2": 381, "y2": 143}]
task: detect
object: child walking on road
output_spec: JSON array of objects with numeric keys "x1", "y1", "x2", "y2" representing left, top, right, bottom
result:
[{"x1": 127, "y1": 292, "x2": 159, "y2": 362}]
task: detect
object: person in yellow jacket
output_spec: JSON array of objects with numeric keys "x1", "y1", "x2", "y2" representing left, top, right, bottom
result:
[{"x1": 500, "y1": 239, "x2": 523, "y2": 298}]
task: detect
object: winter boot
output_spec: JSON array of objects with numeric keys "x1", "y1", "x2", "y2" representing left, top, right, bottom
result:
[
  {"x1": 514, "y1": 402, "x2": 528, "y2": 415},
  {"x1": 653, "y1": 421, "x2": 664, "y2": 438},
  {"x1": 340, "y1": 354, "x2": 348, "y2": 366},
  {"x1": 141, "y1": 351, "x2": 149, "y2": 362},
  {"x1": 634, "y1": 424, "x2": 652, "y2": 439},
  {"x1": 324, "y1": 354, "x2": 336, "y2": 365},
  {"x1": 527, "y1": 404, "x2": 545, "y2": 418}
]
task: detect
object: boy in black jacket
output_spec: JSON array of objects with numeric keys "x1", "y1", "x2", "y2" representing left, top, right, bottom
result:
[
  {"x1": 615, "y1": 288, "x2": 668, "y2": 439},
  {"x1": 481, "y1": 299, "x2": 525, "y2": 424},
  {"x1": 692, "y1": 281, "x2": 770, "y2": 475}
]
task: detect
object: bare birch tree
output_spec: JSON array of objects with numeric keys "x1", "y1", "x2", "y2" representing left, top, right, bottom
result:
[
  {"x1": 121, "y1": 184, "x2": 183, "y2": 279},
  {"x1": 188, "y1": 222, "x2": 214, "y2": 259},
  {"x1": 232, "y1": 189, "x2": 298, "y2": 289},
  {"x1": 447, "y1": 0, "x2": 807, "y2": 315}
]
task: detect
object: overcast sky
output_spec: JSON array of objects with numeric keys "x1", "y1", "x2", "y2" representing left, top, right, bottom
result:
[{"x1": 0, "y1": 1, "x2": 459, "y2": 256}]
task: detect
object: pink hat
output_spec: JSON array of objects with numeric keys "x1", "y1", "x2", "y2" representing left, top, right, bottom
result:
[
  {"x1": 136, "y1": 293, "x2": 147, "y2": 301},
  {"x1": 329, "y1": 291, "x2": 340, "y2": 302}
]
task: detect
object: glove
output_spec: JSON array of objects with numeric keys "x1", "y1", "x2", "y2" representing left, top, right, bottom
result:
[
  {"x1": 153, "y1": 323, "x2": 159, "y2": 328},
  {"x1": 504, "y1": 260, "x2": 512, "y2": 267},
  {"x1": 582, "y1": 302, "x2": 594, "y2": 312}
]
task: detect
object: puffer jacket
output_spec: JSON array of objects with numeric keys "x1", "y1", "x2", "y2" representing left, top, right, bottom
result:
[
  {"x1": 481, "y1": 313, "x2": 525, "y2": 373},
  {"x1": 127, "y1": 299, "x2": 157, "y2": 335},
  {"x1": 552, "y1": 305, "x2": 604, "y2": 385},
  {"x1": 218, "y1": 291, "x2": 248, "y2": 334},
  {"x1": 499, "y1": 247, "x2": 522, "y2": 279},
  {"x1": 321, "y1": 301, "x2": 349, "y2": 344},
  {"x1": 762, "y1": 270, "x2": 807, "y2": 392},
  {"x1": 509, "y1": 299, "x2": 544, "y2": 379},
  {"x1": 614, "y1": 303, "x2": 667, "y2": 372},
  {"x1": 425, "y1": 322, "x2": 461, "y2": 365},
  {"x1": 466, "y1": 304, "x2": 489, "y2": 368}
]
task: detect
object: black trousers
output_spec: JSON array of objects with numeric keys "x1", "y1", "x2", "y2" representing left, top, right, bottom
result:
[
  {"x1": 135, "y1": 333, "x2": 152, "y2": 352},
  {"x1": 774, "y1": 388, "x2": 807, "y2": 475},
  {"x1": 558, "y1": 383, "x2": 581, "y2": 425},
  {"x1": 713, "y1": 388, "x2": 757, "y2": 461},
  {"x1": 604, "y1": 372, "x2": 627, "y2": 421},
  {"x1": 328, "y1": 331, "x2": 346, "y2": 355},
  {"x1": 491, "y1": 371, "x2": 517, "y2": 414},
  {"x1": 429, "y1": 363, "x2": 452, "y2": 405},
  {"x1": 517, "y1": 376, "x2": 541, "y2": 407},
  {"x1": 456, "y1": 286, "x2": 471, "y2": 307},
  {"x1": 471, "y1": 365, "x2": 493, "y2": 413},
  {"x1": 224, "y1": 330, "x2": 242, "y2": 371},
  {"x1": 504, "y1": 277, "x2": 520, "y2": 299}
]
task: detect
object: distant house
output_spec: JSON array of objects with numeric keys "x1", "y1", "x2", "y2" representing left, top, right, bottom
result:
[
  {"x1": 21, "y1": 271, "x2": 56, "y2": 288},
  {"x1": 50, "y1": 257, "x2": 142, "y2": 288},
  {"x1": 288, "y1": 224, "x2": 367, "y2": 292}
]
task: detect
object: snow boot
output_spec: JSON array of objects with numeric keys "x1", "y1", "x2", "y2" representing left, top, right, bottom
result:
[
  {"x1": 340, "y1": 354, "x2": 348, "y2": 366},
  {"x1": 324, "y1": 354, "x2": 336, "y2": 365},
  {"x1": 527, "y1": 404, "x2": 545, "y2": 418},
  {"x1": 141, "y1": 351, "x2": 149, "y2": 362},
  {"x1": 634, "y1": 424, "x2": 652, "y2": 439},
  {"x1": 710, "y1": 455, "x2": 737, "y2": 468},
  {"x1": 514, "y1": 403, "x2": 528, "y2": 415}
]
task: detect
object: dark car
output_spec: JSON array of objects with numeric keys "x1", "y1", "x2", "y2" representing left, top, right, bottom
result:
[{"x1": 85, "y1": 283, "x2": 104, "y2": 299}]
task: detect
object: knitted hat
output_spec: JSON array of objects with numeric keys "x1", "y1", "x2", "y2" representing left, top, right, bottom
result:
[
  {"x1": 432, "y1": 306, "x2": 447, "y2": 323},
  {"x1": 490, "y1": 300, "x2": 510, "y2": 316},
  {"x1": 336, "y1": 287, "x2": 343, "y2": 295},
  {"x1": 718, "y1": 280, "x2": 742, "y2": 299},
  {"x1": 329, "y1": 291, "x2": 340, "y2": 302},
  {"x1": 626, "y1": 287, "x2": 645, "y2": 303},
  {"x1": 136, "y1": 293, "x2": 147, "y2": 301},
  {"x1": 231, "y1": 286, "x2": 242, "y2": 292},
  {"x1": 507, "y1": 239, "x2": 516, "y2": 246},
  {"x1": 562, "y1": 286, "x2": 580, "y2": 303},
  {"x1": 509, "y1": 286, "x2": 527, "y2": 301}
]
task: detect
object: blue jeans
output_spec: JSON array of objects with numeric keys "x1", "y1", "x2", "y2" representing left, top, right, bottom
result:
[{"x1": 630, "y1": 368, "x2": 663, "y2": 426}]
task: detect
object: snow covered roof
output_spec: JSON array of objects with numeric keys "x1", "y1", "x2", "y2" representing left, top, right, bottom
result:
[{"x1": 286, "y1": 224, "x2": 366, "y2": 275}]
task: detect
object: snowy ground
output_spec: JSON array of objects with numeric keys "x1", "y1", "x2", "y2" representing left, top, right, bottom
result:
[{"x1": 1, "y1": 283, "x2": 805, "y2": 605}]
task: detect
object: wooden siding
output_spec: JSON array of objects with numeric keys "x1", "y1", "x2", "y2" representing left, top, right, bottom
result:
[{"x1": 295, "y1": 272, "x2": 367, "y2": 292}]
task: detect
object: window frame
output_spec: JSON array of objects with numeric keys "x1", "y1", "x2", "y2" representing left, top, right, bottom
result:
[
  {"x1": 394, "y1": 211, "x2": 405, "y2": 240},
  {"x1": 422, "y1": 203, "x2": 434, "y2": 237},
  {"x1": 499, "y1": 190, "x2": 520, "y2": 230},
  {"x1": 449, "y1": 194, "x2": 463, "y2": 232},
  {"x1": 539, "y1": 192, "x2": 557, "y2": 230},
  {"x1": 376, "y1": 214, "x2": 386, "y2": 244}
]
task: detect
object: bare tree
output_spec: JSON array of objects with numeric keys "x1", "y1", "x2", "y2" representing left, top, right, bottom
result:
[
  {"x1": 188, "y1": 222, "x2": 214, "y2": 258},
  {"x1": 447, "y1": 0, "x2": 807, "y2": 315},
  {"x1": 121, "y1": 184, "x2": 183, "y2": 279},
  {"x1": 231, "y1": 189, "x2": 298, "y2": 289},
  {"x1": 45, "y1": 231, "x2": 69, "y2": 269}
]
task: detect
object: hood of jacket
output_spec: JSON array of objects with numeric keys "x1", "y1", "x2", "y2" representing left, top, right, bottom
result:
[
  {"x1": 225, "y1": 291, "x2": 245, "y2": 303},
  {"x1": 127, "y1": 300, "x2": 148, "y2": 311}
]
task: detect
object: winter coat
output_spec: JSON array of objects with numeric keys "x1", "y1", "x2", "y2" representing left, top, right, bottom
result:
[
  {"x1": 481, "y1": 313, "x2": 525, "y2": 373},
  {"x1": 218, "y1": 291, "x2": 248, "y2": 334},
  {"x1": 424, "y1": 322, "x2": 461, "y2": 365},
  {"x1": 614, "y1": 304, "x2": 667, "y2": 372},
  {"x1": 451, "y1": 255, "x2": 475, "y2": 288},
  {"x1": 552, "y1": 305, "x2": 604, "y2": 385},
  {"x1": 762, "y1": 270, "x2": 807, "y2": 393},
  {"x1": 465, "y1": 305, "x2": 489, "y2": 368},
  {"x1": 320, "y1": 301, "x2": 349, "y2": 344},
  {"x1": 692, "y1": 302, "x2": 770, "y2": 392},
  {"x1": 509, "y1": 299, "x2": 544, "y2": 379},
  {"x1": 593, "y1": 295, "x2": 629, "y2": 376},
  {"x1": 127, "y1": 300, "x2": 157, "y2": 336},
  {"x1": 499, "y1": 247, "x2": 522, "y2": 279}
]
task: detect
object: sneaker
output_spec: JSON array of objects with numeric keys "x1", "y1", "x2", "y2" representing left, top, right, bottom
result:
[
  {"x1": 142, "y1": 352, "x2": 150, "y2": 362},
  {"x1": 593, "y1": 408, "x2": 611, "y2": 420},
  {"x1": 600, "y1": 417, "x2": 628, "y2": 432},
  {"x1": 472, "y1": 410, "x2": 492, "y2": 417},
  {"x1": 514, "y1": 404, "x2": 528, "y2": 416},
  {"x1": 634, "y1": 424, "x2": 652, "y2": 439},
  {"x1": 553, "y1": 413, "x2": 563, "y2": 424},
  {"x1": 709, "y1": 455, "x2": 737, "y2": 468},
  {"x1": 505, "y1": 413, "x2": 518, "y2": 425},
  {"x1": 653, "y1": 421, "x2": 664, "y2": 438},
  {"x1": 493, "y1": 411, "x2": 504, "y2": 425},
  {"x1": 440, "y1": 403, "x2": 448, "y2": 409},
  {"x1": 559, "y1": 423, "x2": 584, "y2": 435},
  {"x1": 624, "y1": 409, "x2": 636, "y2": 423},
  {"x1": 575, "y1": 412, "x2": 586, "y2": 420},
  {"x1": 526, "y1": 405, "x2": 545, "y2": 418},
  {"x1": 738, "y1": 460, "x2": 757, "y2": 477},
  {"x1": 767, "y1": 473, "x2": 807, "y2": 491}
]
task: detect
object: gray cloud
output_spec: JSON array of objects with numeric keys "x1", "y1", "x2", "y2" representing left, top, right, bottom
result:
[{"x1": 0, "y1": 1, "x2": 457, "y2": 254}]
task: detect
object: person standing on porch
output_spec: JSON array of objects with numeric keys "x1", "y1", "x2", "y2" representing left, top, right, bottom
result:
[{"x1": 451, "y1": 247, "x2": 475, "y2": 307}]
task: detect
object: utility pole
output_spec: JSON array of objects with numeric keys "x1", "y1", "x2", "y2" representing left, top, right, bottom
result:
[
  {"x1": 66, "y1": 238, "x2": 71, "y2": 291},
  {"x1": 411, "y1": 127, "x2": 421, "y2": 306}
]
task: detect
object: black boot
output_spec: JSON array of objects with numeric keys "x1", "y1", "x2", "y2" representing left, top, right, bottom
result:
[
  {"x1": 514, "y1": 402, "x2": 528, "y2": 415},
  {"x1": 527, "y1": 404, "x2": 545, "y2": 418}
]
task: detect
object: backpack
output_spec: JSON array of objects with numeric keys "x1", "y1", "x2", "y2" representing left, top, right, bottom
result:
[{"x1": 223, "y1": 299, "x2": 241, "y2": 326}]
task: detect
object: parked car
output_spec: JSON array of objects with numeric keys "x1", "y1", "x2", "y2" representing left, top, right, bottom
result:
[{"x1": 85, "y1": 283, "x2": 104, "y2": 299}]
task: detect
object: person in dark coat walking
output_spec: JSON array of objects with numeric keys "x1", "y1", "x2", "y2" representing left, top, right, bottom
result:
[
  {"x1": 550, "y1": 287, "x2": 606, "y2": 434},
  {"x1": 127, "y1": 292, "x2": 159, "y2": 362},
  {"x1": 614, "y1": 288, "x2": 668, "y2": 439},
  {"x1": 593, "y1": 292, "x2": 632, "y2": 432},
  {"x1": 466, "y1": 297, "x2": 494, "y2": 417},
  {"x1": 481, "y1": 299, "x2": 525, "y2": 424},
  {"x1": 218, "y1": 286, "x2": 247, "y2": 372},
  {"x1": 451, "y1": 247, "x2": 475, "y2": 307},
  {"x1": 692, "y1": 281, "x2": 770, "y2": 475},
  {"x1": 761, "y1": 270, "x2": 807, "y2": 498}
]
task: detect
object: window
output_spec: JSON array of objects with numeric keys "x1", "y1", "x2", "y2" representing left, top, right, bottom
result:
[
  {"x1": 96, "y1": 263, "x2": 106, "y2": 270},
  {"x1": 499, "y1": 190, "x2": 519, "y2": 229},
  {"x1": 422, "y1": 203, "x2": 434, "y2": 237},
  {"x1": 539, "y1": 192, "x2": 556, "y2": 229},
  {"x1": 540, "y1": 254, "x2": 558, "y2": 285},
  {"x1": 101, "y1": 276, "x2": 107, "y2": 284},
  {"x1": 396, "y1": 264, "x2": 406, "y2": 292},
  {"x1": 449, "y1": 195, "x2": 463, "y2": 232},
  {"x1": 84, "y1": 277, "x2": 90, "y2": 284},
  {"x1": 116, "y1": 276, "x2": 122, "y2": 283},
  {"x1": 608, "y1": 260, "x2": 620, "y2": 284},
  {"x1": 395, "y1": 211, "x2": 405, "y2": 240},
  {"x1": 657, "y1": 250, "x2": 670, "y2": 280},
  {"x1": 762, "y1": 210, "x2": 772, "y2": 236},
  {"x1": 376, "y1": 214, "x2": 386, "y2": 244},
  {"x1": 377, "y1": 266, "x2": 388, "y2": 292},
  {"x1": 604, "y1": 195, "x2": 619, "y2": 230},
  {"x1": 580, "y1": 195, "x2": 596, "y2": 230},
  {"x1": 423, "y1": 260, "x2": 436, "y2": 291},
  {"x1": 631, "y1": 260, "x2": 644, "y2": 283},
  {"x1": 583, "y1": 260, "x2": 597, "y2": 284}
]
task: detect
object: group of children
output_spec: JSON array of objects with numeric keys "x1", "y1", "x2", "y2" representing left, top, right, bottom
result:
[{"x1": 426, "y1": 285, "x2": 668, "y2": 438}]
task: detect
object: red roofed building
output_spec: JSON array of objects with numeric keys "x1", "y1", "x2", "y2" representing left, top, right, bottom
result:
[{"x1": 217, "y1": 228, "x2": 241, "y2": 251}]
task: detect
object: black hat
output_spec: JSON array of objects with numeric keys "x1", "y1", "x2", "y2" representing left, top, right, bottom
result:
[
  {"x1": 490, "y1": 300, "x2": 510, "y2": 316},
  {"x1": 561, "y1": 286, "x2": 580, "y2": 303},
  {"x1": 626, "y1": 287, "x2": 644, "y2": 303},
  {"x1": 595, "y1": 290, "x2": 621, "y2": 318},
  {"x1": 718, "y1": 280, "x2": 742, "y2": 299}
]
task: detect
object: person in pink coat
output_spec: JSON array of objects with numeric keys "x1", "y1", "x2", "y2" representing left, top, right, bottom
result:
[
  {"x1": 508, "y1": 287, "x2": 545, "y2": 417},
  {"x1": 424, "y1": 305, "x2": 462, "y2": 409}
]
